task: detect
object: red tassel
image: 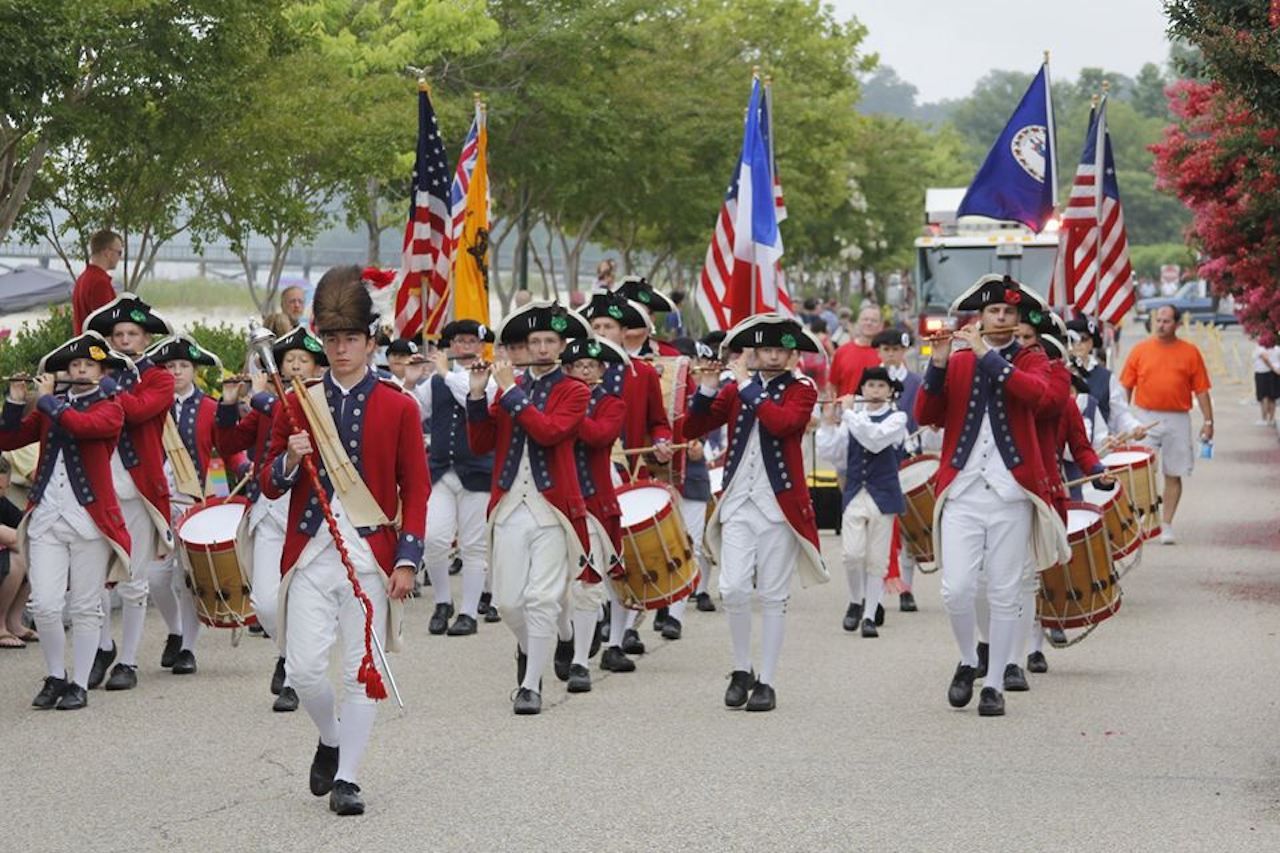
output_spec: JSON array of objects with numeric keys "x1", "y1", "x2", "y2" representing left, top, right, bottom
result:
[
  {"x1": 363, "y1": 669, "x2": 388, "y2": 701},
  {"x1": 361, "y1": 266, "x2": 397, "y2": 288}
]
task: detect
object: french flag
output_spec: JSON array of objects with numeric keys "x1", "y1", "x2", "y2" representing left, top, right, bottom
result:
[{"x1": 728, "y1": 78, "x2": 785, "y2": 326}]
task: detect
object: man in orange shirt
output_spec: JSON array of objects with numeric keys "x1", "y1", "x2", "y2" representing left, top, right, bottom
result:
[
  {"x1": 1119, "y1": 305, "x2": 1214, "y2": 544},
  {"x1": 71, "y1": 230, "x2": 123, "y2": 334},
  {"x1": 829, "y1": 302, "x2": 885, "y2": 396}
]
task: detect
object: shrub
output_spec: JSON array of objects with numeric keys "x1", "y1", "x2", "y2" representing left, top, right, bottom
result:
[{"x1": 0, "y1": 306, "x2": 75, "y2": 375}]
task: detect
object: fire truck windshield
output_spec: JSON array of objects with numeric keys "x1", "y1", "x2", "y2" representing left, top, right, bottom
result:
[{"x1": 915, "y1": 244, "x2": 1058, "y2": 310}]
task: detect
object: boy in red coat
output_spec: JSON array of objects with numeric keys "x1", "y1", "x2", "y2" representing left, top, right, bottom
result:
[
  {"x1": 914, "y1": 275, "x2": 1068, "y2": 718},
  {"x1": 217, "y1": 325, "x2": 326, "y2": 712},
  {"x1": 1, "y1": 333, "x2": 131, "y2": 710},
  {"x1": 555, "y1": 335, "x2": 628, "y2": 693},
  {"x1": 684, "y1": 314, "x2": 829, "y2": 713},
  {"x1": 83, "y1": 293, "x2": 175, "y2": 691},
  {"x1": 259, "y1": 266, "x2": 427, "y2": 816},
  {"x1": 467, "y1": 300, "x2": 591, "y2": 715}
]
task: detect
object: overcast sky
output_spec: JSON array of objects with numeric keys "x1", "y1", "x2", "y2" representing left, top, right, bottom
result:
[{"x1": 831, "y1": 1, "x2": 1173, "y2": 102}]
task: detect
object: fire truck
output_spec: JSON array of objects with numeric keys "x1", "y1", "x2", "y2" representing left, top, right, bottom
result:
[{"x1": 912, "y1": 188, "x2": 1059, "y2": 358}]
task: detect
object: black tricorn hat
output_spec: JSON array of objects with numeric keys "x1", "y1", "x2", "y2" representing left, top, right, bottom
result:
[
  {"x1": 272, "y1": 326, "x2": 328, "y2": 367},
  {"x1": 858, "y1": 365, "x2": 903, "y2": 396},
  {"x1": 385, "y1": 338, "x2": 421, "y2": 357},
  {"x1": 724, "y1": 313, "x2": 821, "y2": 354},
  {"x1": 83, "y1": 293, "x2": 172, "y2": 338},
  {"x1": 313, "y1": 265, "x2": 378, "y2": 335},
  {"x1": 561, "y1": 335, "x2": 629, "y2": 366},
  {"x1": 613, "y1": 275, "x2": 676, "y2": 313},
  {"x1": 872, "y1": 329, "x2": 913, "y2": 349},
  {"x1": 1066, "y1": 315, "x2": 1103, "y2": 349},
  {"x1": 440, "y1": 319, "x2": 494, "y2": 347},
  {"x1": 39, "y1": 331, "x2": 134, "y2": 374},
  {"x1": 147, "y1": 335, "x2": 222, "y2": 370},
  {"x1": 951, "y1": 274, "x2": 1047, "y2": 314},
  {"x1": 495, "y1": 299, "x2": 591, "y2": 345},
  {"x1": 581, "y1": 293, "x2": 650, "y2": 331}
]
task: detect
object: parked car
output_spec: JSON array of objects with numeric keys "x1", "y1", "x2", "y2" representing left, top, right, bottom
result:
[{"x1": 1133, "y1": 280, "x2": 1238, "y2": 330}]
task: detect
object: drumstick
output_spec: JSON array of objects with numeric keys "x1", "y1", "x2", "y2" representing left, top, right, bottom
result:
[
  {"x1": 248, "y1": 324, "x2": 400, "y2": 707},
  {"x1": 225, "y1": 471, "x2": 253, "y2": 501},
  {"x1": 621, "y1": 442, "x2": 690, "y2": 457},
  {"x1": 1062, "y1": 470, "x2": 1116, "y2": 489}
]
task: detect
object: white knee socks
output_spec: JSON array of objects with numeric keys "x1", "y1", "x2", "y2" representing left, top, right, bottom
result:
[
  {"x1": 120, "y1": 602, "x2": 146, "y2": 667},
  {"x1": 521, "y1": 634, "x2": 553, "y2": 693},
  {"x1": 426, "y1": 561, "x2": 453, "y2": 607},
  {"x1": 460, "y1": 566, "x2": 485, "y2": 617},
  {"x1": 986, "y1": 616, "x2": 1020, "y2": 691},
  {"x1": 71, "y1": 621, "x2": 99, "y2": 688},
  {"x1": 35, "y1": 613, "x2": 65, "y2": 680},
  {"x1": 98, "y1": 589, "x2": 113, "y2": 650},
  {"x1": 177, "y1": 586, "x2": 200, "y2": 651},
  {"x1": 863, "y1": 571, "x2": 885, "y2": 620},
  {"x1": 727, "y1": 608, "x2": 752, "y2": 673},
  {"x1": 948, "y1": 608, "x2": 979, "y2": 668},
  {"x1": 571, "y1": 609, "x2": 596, "y2": 667},
  {"x1": 335, "y1": 702, "x2": 377, "y2": 784},
  {"x1": 759, "y1": 605, "x2": 786, "y2": 686},
  {"x1": 300, "y1": 682, "x2": 340, "y2": 747},
  {"x1": 149, "y1": 565, "x2": 180, "y2": 633}
]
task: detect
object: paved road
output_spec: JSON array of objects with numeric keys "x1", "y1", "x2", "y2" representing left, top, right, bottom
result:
[{"x1": 3, "y1": 331, "x2": 1279, "y2": 852}]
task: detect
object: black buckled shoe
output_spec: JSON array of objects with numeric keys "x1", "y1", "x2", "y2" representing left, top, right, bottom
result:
[
  {"x1": 554, "y1": 638, "x2": 574, "y2": 682},
  {"x1": 309, "y1": 741, "x2": 340, "y2": 796},
  {"x1": 653, "y1": 607, "x2": 669, "y2": 633},
  {"x1": 273, "y1": 686, "x2": 299, "y2": 712},
  {"x1": 56, "y1": 683, "x2": 88, "y2": 710},
  {"x1": 447, "y1": 614, "x2": 478, "y2": 636},
  {"x1": 513, "y1": 687, "x2": 541, "y2": 715},
  {"x1": 1026, "y1": 651, "x2": 1049, "y2": 674},
  {"x1": 449, "y1": 556, "x2": 462, "y2": 575},
  {"x1": 567, "y1": 664, "x2": 592, "y2": 693},
  {"x1": 661, "y1": 617, "x2": 682, "y2": 641},
  {"x1": 724, "y1": 670, "x2": 754, "y2": 708},
  {"x1": 480, "y1": 592, "x2": 501, "y2": 623},
  {"x1": 842, "y1": 602, "x2": 863, "y2": 632},
  {"x1": 160, "y1": 633, "x2": 182, "y2": 669},
  {"x1": 975, "y1": 641, "x2": 989, "y2": 679},
  {"x1": 600, "y1": 646, "x2": 635, "y2": 673},
  {"x1": 32, "y1": 676, "x2": 68, "y2": 710},
  {"x1": 861, "y1": 618, "x2": 879, "y2": 638},
  {"x1": 428, "y1": 602, "x2": 454, "y2": 636},
  {"x1": 948, "y1": 663, "x2": 977, "y2": 708},
  {"x1": 899, "y1": 592, "x2": 918, "y2": 612},
  {"x1": 745, "y1": 681, "x2": 776, "y2": 712},
  {"x1": 874, "y1": 603, "x2": 885, "y2": 627},
  {"x1": 1003, "y1": 664, "x2": 1029, "y2": 692},
  {"x1": 271, "y1": 657, "x2": 287, "y2": 696},
  {"x1": 249, "y1": 623, "x2": 265, "y2": 636},
  {"x1": 329, "y1": 780, "x2": 365, "y2": 816},
  {"x1": 484, "y1": 605, "x2": 502, "y2": 623},
  {"x1": 104, "y1": 663, "x2": 137, "y2": 691},
  {"x1": 695, "y1": 591, "x2": 716, "y2": 612},
  {"x1": 621, "y1": 628, "x2": 645, "y2": 656},
  {"x1": 88, "y1": 642, "x2": 116, "y2": 689},
  {"x1": 1048, "y1": 626, "x2": 1068, "y2": 646},
  {"x1": 978, "y1": 687, "x2": 1005, "y2": 717},
  {"x1": 171, "y1": 649, "x2": 197, "y2": 675}
]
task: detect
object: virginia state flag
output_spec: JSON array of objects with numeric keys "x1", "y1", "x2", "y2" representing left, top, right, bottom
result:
[{"x1": 956, "y1": 62, "x2": 1058, "y2": 231}]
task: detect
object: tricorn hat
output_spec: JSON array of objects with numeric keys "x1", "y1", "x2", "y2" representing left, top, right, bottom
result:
[
  {"x1": 385, "y1": 338, "x2": 421, "y2": 357},
  {"x1": 561, "y1": 335, "x2": 629, "y2": 366},
  {"x1": 83, "y1": 293, "x2": 172, "y2": 338},
  {"x1": 495, "y1": 299, "x2": 591, "y2": 345},
  {"x1": 272, "y1": 326, "x2": 328, "y2": 367},
  {"x1": 950, "y1": 274, "x2": 1047, "y2": 314},
  {"x1": 581, "y1": 293, "x2": 651, "y2": 331},
  {"x1": 312, "y1": 265, "x2": 379, "y2": 335},
  {"x1": 613, "y1": 274, "x2": 676, "y2": 313},
  {"x1": 724, "y1": 313, "x2": 821, "y2": 354},
  {"x1": 38, "y1": 331, "x2": 134, "y2": 375},
  {"x1": 872, "y1": 329, "x2": 913, "y2": 349},
  {"x1": 440, "y1": 319, "x2": 494, "y2": 347},
  {"x1": 1065, "y1": 315, "x2": 1103, "y2": 349},
  {"x1": 858, "y1": 365, "x2": 903, "y2": 397},
  {"x1": 148, "y1": 335, "x2": 222, "y2": 370}
]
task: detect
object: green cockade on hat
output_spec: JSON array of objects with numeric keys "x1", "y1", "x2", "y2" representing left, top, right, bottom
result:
[
  {"x1": 303, "y1": 336, "x2": 322, "y2": 353},
  {"x1": 608, "y1": 304, "x2": 623, "y2": 320},
  {"x1": 587, "y1": 341, "x2": 602, "y2": 357},
  {"x1": 130, "y1": 309, "x2": 147, "y2": 323},
  {"x1": 550, "y1": 315, "x2": 568, "y2": 332},
  {"x1": 780, "y1": 333, "x2": 797, "y2": 350}
]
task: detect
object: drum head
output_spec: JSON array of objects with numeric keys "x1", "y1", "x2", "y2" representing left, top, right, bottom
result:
[
  {"x1": 1103, "y1": 450, "x2": 1151, "y2": 468},
  {"x1": 1080, "y1": 483, "x2": 1117, "y2": 508},
  {"x1": 180, "y1": 503, "x2": 247, "y2": 545},
  {"x1": 1066, "y1": 506, "x2": 1102, "y2": 537},
  {"x1": 618, "y1": 486, "x2": 673, "y2": 526},
  {"x1": 898, "y1": 456, "x2": 939, "y2": 491}
]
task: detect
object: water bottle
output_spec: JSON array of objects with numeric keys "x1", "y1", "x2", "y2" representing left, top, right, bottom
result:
[{"x1": 1199, "y1": 439, "x2": 1214, "y2": 460}]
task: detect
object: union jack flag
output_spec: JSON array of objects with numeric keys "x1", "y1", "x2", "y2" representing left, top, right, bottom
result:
[
  {"x1": 391, "y1": 85, "x2": 452, "y2": 339},
  {"x1": 450, "y1": 109, "x2": 481, "y2": 247},
  {"x1": 1050, "y1": 97, "x2": 1134, "y2": 323}
]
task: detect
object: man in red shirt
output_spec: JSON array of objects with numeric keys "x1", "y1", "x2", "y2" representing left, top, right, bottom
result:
[
  {"x1": 71, "y1": 230, "x2": 123, "y2": 334},
  {"x1": 829, "y1": 302, "x2": 885, "y2": 396}
]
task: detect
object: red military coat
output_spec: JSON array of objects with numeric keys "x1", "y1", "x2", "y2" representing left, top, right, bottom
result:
[
  {"x1": 914, "y1": 343, "x2": 1054, "y2": 503},
  {"x1": 684, "y1": 372, "x2": 823, "y2": 557},
  {"x1": 574, "y1": 386, "x2": 625, "y2": 579},
  {"x1": 466, "y1": 367, "x2": 591, "y2": 553},
  {"x1": 607, "y1": 359, "x2": 672, "y2": 451},
  {"x1": 0, "y1": 392, "x2": 132, "y2": 579},
  {"x1": 1033, "y1": 359, "x2": 1074, "y2": 517},
  {"x1": 111, "y1": 358, "x2": 174, "y2": 524},
  {"x1": 1056, "y1": 398, "x2": 1107, "y2": 519},
  {"x1": 260, "y1": 371, "x2": 430, "y2": 577}
]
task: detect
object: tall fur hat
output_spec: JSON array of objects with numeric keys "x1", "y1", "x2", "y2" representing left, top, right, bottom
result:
[{"x1": 313, "y1": 265, "x2": 378, "y2": 335}]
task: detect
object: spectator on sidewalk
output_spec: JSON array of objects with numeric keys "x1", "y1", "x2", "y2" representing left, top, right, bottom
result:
[
  {"x1": 0, "y1": 456, "x2": 33, "y2": 648},
  {"x1": 829, "y1": 302, "x2": 885, "y2": 397},
  {"x1": 1119, "y1": 305, "x2": 1214, "y2": 545},
  {"x1": 71, "y1": 229, "x2": 123, "y2": 334},
  {"x1": 1251, "y1": 337, "x2": 1280, "y2": 427},
  {"x1": 264, "y1": 285, "x2": 308, "y2": 336}
]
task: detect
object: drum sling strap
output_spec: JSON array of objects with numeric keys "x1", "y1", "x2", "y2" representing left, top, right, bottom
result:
[
  {"x1": 163, "y1": 414, "x2": 204, "y2": 500},
  {"x1": 298, "y1": 379, "x2": 391, "y2": 529}
]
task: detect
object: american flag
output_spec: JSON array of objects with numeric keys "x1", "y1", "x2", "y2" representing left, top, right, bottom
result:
[
  {"x1": 696, "y1": 78, "x2": 793, "y2": 332},
  {"x1": 1050, "y1": 97, "x2": 1134, "y2": 323},
  {"x1": 391, "y1": 84, "x2": 452, "y2": 339}
]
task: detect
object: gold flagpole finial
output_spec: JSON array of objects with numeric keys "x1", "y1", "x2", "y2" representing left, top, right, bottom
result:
[
  {"x1": 1043, "y1": 49, "x2": 1050, "y2": 64},
  {"x1": 1100, "y1": 80, "x2": 1111, "y2": 95},
  {"x1": 418, "y1": 77, "x2": 431, "y2": 95},
  {"x1": 752, "y1": 64, "x2": 761, "y2": 80},
  {"x1": 1090, "y1": 93, "x2": 1100, "y2": 109}
]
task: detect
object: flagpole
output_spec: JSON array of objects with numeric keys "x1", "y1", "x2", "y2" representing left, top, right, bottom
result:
[
  {"x1": 419, "y1": 76, "x2": 431, "y2": 352},
  {"x1": 750, "y1": 67, "x2": 760, "y2": 318},
  {"x1": 1043, "y1": 50, "x2": 1058, "y2": 211},
  {"x1": 1092, "y1": 85, "x2": 1108, "y2": 317}
]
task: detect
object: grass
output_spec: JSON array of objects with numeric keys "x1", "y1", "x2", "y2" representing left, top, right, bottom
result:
[{"x1": 134, "y1": 278, "x2": 261, "y2": 312}]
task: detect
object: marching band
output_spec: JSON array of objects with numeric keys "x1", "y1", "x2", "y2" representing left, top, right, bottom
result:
[{"x1": 0, "y1": 269, "x2": 1161, "y2": 815}]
